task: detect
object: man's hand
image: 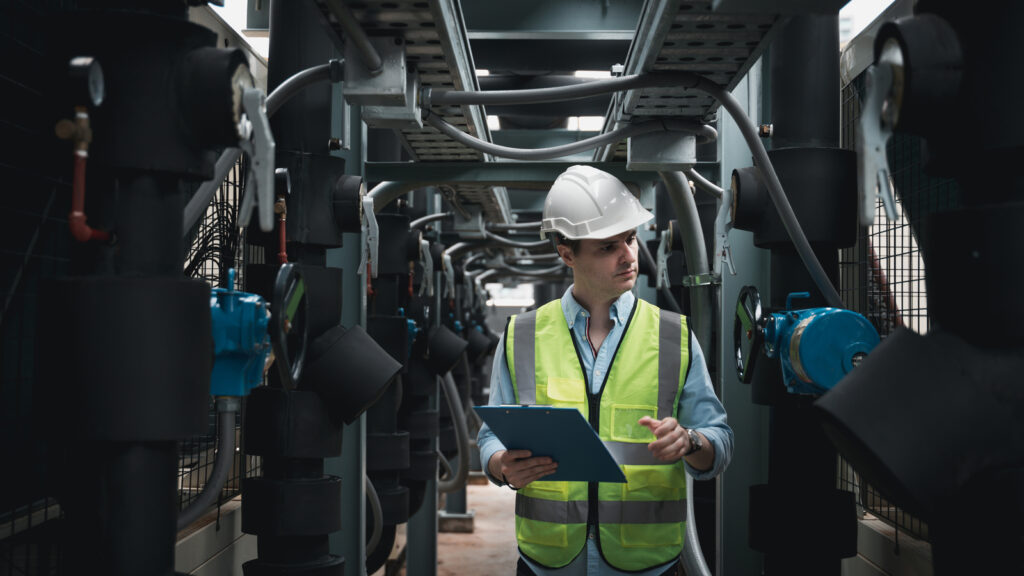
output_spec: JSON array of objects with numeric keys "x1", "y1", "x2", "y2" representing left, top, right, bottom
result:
[
  {"x1": 638, "y1": 416, "x2": 689, "y2": 462},
  {"x1": 488, "y1": 449, "x2": 558, "y2": 489}
]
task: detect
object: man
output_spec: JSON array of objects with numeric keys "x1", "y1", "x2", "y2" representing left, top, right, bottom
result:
[{"x1": 477, "y1": 165, "x2": 733, "y2": 576}]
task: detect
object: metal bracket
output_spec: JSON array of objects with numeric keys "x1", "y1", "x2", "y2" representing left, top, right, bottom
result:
[
  {"x1": 442, "y1": 251, "x2": 455, "y2": 300},
  {"x1": 359, "y1": 196, "x2": 379, "y2": 278},
  {"x1": 656, "y1": 229, "x2": 672, "y2": 290},
  {"x1": 682, "y1": 273, "x2": 721, "y2": 288},
  {"x1": 856, "y1": 63, "x2": 899, "y2": 227},
  {"x1": 418, "y1": 238, "x2": 434, "y2": 297},
  {"x1": 237, "y1": 88, "x2": 276, "y2": 233},
  {"x1": 713, "y1": 179, "x2": 737, "y2": 278}
]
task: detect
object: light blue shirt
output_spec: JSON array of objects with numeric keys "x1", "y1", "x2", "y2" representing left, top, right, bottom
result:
[{"x1": 477, "y1": 286, "x2": 734, "y2": 576}]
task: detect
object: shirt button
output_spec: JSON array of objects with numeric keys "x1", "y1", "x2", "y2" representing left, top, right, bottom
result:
[{"x1": 588, "y1": 532, "x2": 595, "y2": 540}]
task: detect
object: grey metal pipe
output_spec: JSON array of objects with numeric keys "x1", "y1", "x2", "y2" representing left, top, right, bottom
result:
[
  {"x1": 367, "y1": 181, "x2": 426, "y2": 213},
  {"x1": 176, "y1": 397, "x2": 239, "y2": 531},
  {"x1": 323, "y1": 0, "x2": 382, "y2": 75},
  {"x1": 424, "y1": 113, "x2": 715, "y2": 162},
  {"x1": 438, "y1": 370, "x2": 469, "y2": 494},
  {"x1": 685, "y1": 167, "x2": 724, "y2": 200},
  {"x1": 659, "y1": 171, "x2": 712, "y2": 357}
]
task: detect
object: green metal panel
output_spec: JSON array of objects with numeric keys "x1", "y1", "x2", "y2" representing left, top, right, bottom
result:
[
  {"x1": 326, "y1": 97, "x2": 369, "y2": 576},
  {"x1": 715, "y1": 59, "x2": 771, "y2": 576}
]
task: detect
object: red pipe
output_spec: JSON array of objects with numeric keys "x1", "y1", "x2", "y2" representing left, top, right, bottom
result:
[{"x1": 65, "y1": 108, "x2": 110, "y2": 244}]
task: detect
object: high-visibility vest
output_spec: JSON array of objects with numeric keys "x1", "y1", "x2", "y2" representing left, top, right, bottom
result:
[{"x1": 505, "y1": 298, "x2": 691, "y2": 571}]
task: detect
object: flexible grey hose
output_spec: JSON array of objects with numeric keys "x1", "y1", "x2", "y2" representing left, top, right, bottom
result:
[
  {"x1": 438, "y1": 371, "x2": 470, "y2": 494},
  {"x1": 482, "y1": 229, "x2": 550, "y2": 249},
  {"x1": 365, "y1": 473, "x2": 383, "y2": 555},
  {"x1": 424, "y1": 113, "x2": 715, "y2": 161},
  {"x1": 660, "y1": 171, "x2": 712, "y2": 356},
  {"x1": 487, "y1": 221, "x2": 542, "y2": 231},
  {"x1": 636, "y1": 237, "x2": 682, "y2": 315},
  {"x1": 409, "y1": 211, "x2": 451, "y2": 229},
  {"x1": 367, "y1": 181, "x2": 426, "y2": 213},
  {"x1": 681, "y1": 472, "x2": 711, "y2": 576},
  {"x1": 427, "y1": 72, "x2": 703, "y2": 106},
  {"x1": 692, "y1": 77, "x2": 843, "y2": 308},
  {"x1": 266, "y1": 60, "x2": 342, "y2": 118},
  {"x1": 323, "y1": 0, "x2": 382, "y2": 75},
  {"x1": 498, "y1": 262, "x2": 567, "y2": 277},
  {"x1": 177, "y1": 398, "x2": 239, "y2": 531},
  {"x1": 685, "y1": 167, "x2": 724, "y2": 200}
]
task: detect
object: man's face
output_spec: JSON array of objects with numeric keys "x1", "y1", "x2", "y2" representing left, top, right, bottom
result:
[{"x1": 558, "y1": 229, "x2": 640, "y2": 301}]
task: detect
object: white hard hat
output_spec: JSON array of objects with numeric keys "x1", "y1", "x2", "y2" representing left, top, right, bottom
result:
[{"x1": 540, "y1": 165, "x2": 653, "y2": 240}]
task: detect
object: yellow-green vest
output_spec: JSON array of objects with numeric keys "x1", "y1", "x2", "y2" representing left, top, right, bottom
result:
[{"x1": 505, "y1": 297, "x2": 691, "y2": 572}]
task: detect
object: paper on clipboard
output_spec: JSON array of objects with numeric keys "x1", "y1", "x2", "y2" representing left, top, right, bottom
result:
[{"x1": 475, "y1": 405, "x2": 627, "y2": 483}]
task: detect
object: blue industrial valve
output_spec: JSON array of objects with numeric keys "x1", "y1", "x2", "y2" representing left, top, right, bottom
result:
[
  {"x1": 735, "y1": 288, "x2": 880, "y2": 395},
  {"x1": 210, "y1": 269, "x2": 271, "y2": 396}
]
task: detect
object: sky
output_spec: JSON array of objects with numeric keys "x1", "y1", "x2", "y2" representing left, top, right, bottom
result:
[{"x1": 210, "y1": 0, "x2": 897, "y2": 61}]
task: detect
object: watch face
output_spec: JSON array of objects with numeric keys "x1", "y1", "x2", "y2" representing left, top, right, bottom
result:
[{"x1": 688, "y1": 429, "x2": 702, "y2": 451}]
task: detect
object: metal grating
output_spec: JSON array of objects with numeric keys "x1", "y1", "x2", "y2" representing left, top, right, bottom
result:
[
  {"x1": 836, "y1": 72, "x2": 960, "y2": 543},
  {"x1": 313, "y1": 0, "x2": 512, "y2": 224},
  {"x1": 598, "y1": 0, "x2": 780, "y2": 160}
]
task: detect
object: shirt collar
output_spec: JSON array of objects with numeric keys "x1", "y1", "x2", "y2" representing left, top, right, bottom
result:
[{"x1": 560, "y1": 285, "x2": 635, "y2": 329}]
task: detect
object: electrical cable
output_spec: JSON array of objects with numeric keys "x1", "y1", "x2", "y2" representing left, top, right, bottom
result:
[
  {"x1": 685, "y1": 167, "x2": 724, "y2": 200},
  {"x1": 426, "y1": 71, "x2": 704, "y2": 106},
  {"x1": 438, "y1": 369, "x2": 470, "y2": 494},
  {"x1": 496, "y1": 262, "x2": 567, "y2": 277},
  {"x1": 266, "y1": 60, "x2": 342, "y2": 118},
  {"x1": 481, "y1": 229, "x2": 550, "y2": 249},
  {"x1": 365, "y1": 473, "x2": 383, "y2": 555},
  {"x1": 424, "y1": 112, "x2": 715, "y2": 162},
  {"x1": 691, "y1": 76, "x2": 844, "y2": 308},
  {"x1": 486, "y1": 220, "x2": 542, "y2": 231},
  {"x1": 177, "y1": 397, "x2": 239, "y2": 531},
  {"x1": 409, "y1": 211, "x2": 451, "y2": 229},
  {"x1": 426, "y1": 70, "x2": 841, "y2": 306}
]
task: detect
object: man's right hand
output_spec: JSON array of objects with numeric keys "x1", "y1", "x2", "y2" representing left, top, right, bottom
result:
[{"x1": 488, "y1": 449, "x2": 558, "y2": 489}]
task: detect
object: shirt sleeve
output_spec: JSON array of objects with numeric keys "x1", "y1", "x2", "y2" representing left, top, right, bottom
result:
[
  {"x1": 477, "y1": 330, "x2": 512, "y2": 485},
  {"x1": 678, "y1": 335, "x2": 734, "y2": 480}
]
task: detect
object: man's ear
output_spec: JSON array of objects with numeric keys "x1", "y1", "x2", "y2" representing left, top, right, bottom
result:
[{"x1": 556, "y1": 243, "x2": 574, "y2": 267}]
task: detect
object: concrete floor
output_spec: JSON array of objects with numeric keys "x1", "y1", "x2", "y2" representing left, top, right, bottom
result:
[{"x1": 373, "y1": 476, "x2": 519, "y2": 576}]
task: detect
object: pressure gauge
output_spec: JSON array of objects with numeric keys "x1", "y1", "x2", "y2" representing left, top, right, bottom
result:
[{"x1": 69, "y1": 56, "x2": 105, "y2": 107}]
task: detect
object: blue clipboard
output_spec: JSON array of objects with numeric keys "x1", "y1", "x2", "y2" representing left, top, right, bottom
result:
[{"x1": 475, "y1": 405, "x2": 627, "y2": 483}]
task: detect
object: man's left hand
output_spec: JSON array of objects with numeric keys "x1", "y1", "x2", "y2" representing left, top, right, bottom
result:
[{"x1": 638, "y1": 416, "x2": 689, "y2": 462}]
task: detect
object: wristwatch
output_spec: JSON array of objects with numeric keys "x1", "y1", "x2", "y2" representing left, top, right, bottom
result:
[{"x1": 683, "y1": 428, "x2": 703, "y2": 456}]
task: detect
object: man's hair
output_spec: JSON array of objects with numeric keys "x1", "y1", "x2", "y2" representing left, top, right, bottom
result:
[{"x1": 555, "y1": 234, "x2": 580, "y2": 254}]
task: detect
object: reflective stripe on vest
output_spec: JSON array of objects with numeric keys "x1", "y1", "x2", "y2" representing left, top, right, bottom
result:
[
  {"x1": 505, "y1": 298, "x2": 691, "y2": 571},
  {"x1": 517, "y1": 494, "x2": 686, "y2": 525}
]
